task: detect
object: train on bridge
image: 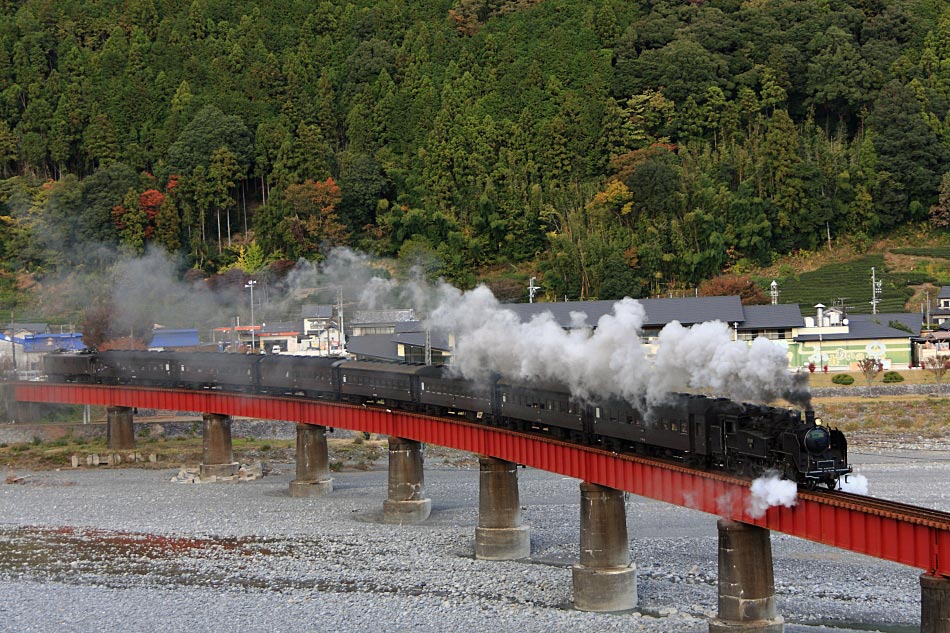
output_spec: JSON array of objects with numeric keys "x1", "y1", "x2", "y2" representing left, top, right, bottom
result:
[{"x1": 43, "y1": 351, "x2": 851, "y2": 488}]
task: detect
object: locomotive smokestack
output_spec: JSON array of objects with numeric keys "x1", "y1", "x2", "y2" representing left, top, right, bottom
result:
[{"x1": 805, "y1": 410, "x2": 815, "y2": 425}]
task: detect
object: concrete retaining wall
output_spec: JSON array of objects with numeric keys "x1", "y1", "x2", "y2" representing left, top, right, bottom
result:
[{"x1": 811, "y1": 382, "x2": 950, "y2": 398}]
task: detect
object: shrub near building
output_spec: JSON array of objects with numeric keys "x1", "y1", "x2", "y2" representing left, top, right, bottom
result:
[{"x1": 883, "y1": 371, "x2": 905, "y2": 383}]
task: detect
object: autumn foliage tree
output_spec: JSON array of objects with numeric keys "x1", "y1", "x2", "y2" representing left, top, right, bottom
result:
[
  {"x1": 857, "y1": 357, "x2": 883, "y2": 390},
  {"x1": 698, "y1": 275, "x2": 768, "y2": 305},
  {"x1": 79, "y1": 303, "x2": 113, "y2": 350},
  {"x1": 925, "y1": 355, "x2": 950, "y2": 397},
  {"x1": 274, "y1": 178, "x2": 348, "y2": 259},
  {"x1": 138, "y1": 189, "x2": 165, "y2": 239}
]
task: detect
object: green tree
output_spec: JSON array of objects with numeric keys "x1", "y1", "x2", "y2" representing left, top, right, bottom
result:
[
  {"x1": 208, "y1": 146, "x2": 241, "y2": 253},
  {"x1": 868, "y1": 80, "x2": 948, "y2": 228},
  {"x1": 116, "y1": 187, "x2": 147, "y2": 254},
  {"x1": 167, "y1": 105, "x2": 252, "y2": 176},
  {"x1": 80, "y1": 162, "x2": 139, "y2": 245},
  {"x1": 154, "y1": 194, "x2": 181, "y2": 253},
  {"x1": 82, "y1": 114, "x2": 120, "y2": 171}
]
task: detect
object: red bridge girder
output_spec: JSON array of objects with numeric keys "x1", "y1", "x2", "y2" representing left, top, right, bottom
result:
[{"x1": 15, "y1": 382, "x2": 950, "y2": 577}]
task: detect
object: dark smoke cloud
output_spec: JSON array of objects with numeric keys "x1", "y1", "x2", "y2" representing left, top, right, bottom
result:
[{"x1": 29, "y1": 241, "x2": 809, "y2": 409}]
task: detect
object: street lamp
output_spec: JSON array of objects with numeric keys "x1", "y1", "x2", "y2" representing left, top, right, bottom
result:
[{"x1": 244, "y1": 280, "x2": 257, "y2": 352}]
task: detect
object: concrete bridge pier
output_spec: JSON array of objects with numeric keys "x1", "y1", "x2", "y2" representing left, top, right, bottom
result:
[
  {"x1": 709, "y1": 519, "x2": 784, "y2": 633},
  {"x1": 572, "y1": 482, "x2": 637, "y2": 612},
  {"x1": 475, "y1": 456, "x2": 530, "y2": 560},
  {"x1": 921, "y1": 573, "x2": 950, "y2": 633},
  {"x1": 106, "y1": 406, "x2": 134, "y2": 450},
  {"x1": 383, "y1": 437, "x2": 431, "y2": 524},
  {"x1": 199, "y1": 413, "x2": 238, "y2": 479},
  {"x1": 289, "y1": 424, "x2": 333, "y2": 498}
]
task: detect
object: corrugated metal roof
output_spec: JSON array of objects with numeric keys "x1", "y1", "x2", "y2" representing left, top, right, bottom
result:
[
  {"x1": 301, "y1": 304, "x2": 334, "y2": 318},
  {"x1": 939, "y1": 286, "x2": 950, "y2": 299},
  {"x1": 739, "y1": 304, "x2": 804, "y2": 329},
  {"x1": 148, "y1": 329, "x2": 200, "y2": 348},
  {"x1": 394, "y1": 321, "x2": 424, "y2": 333},
  {"x1": 10, "y1": 322, "x2": 49, "y2": 334},
  {"x1": 259, "y1": 321, "x2": 300, "y2": 334},
  {"x1": 22, "y1": 333, "x2": 86, "y2": 353},
  {"x1": 393, "y1": 331, "x2": 452, "y2": 350},
  {"x1": 848, "y1": 312, "x2": 922, "y2": 336},
  {"x1": 345, "y1": 334, "x2": 399, "y2": 361},
  {"x1": 501, "y1": 296, "x2": 745, "y2": 328},
  {"x1": 352, "y1": 309, "x2": 415, "y2": 324},
  {"x1": 795, "y1": 319, "x2": 912, "y2": 342}
]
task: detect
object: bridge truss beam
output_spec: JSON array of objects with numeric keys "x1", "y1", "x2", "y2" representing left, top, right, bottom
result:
[{"x1": 14, "y1": 382, "x2": 950, "y2": 578}]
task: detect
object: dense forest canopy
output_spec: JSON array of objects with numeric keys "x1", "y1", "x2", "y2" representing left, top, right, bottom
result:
[{"x1": 1, "y1": 0, "x2": 950, "y2": 311}]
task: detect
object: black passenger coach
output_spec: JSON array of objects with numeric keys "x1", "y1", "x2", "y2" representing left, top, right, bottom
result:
[{"x1": 44, "y1": 350, "x2": 851, "y2": 488}]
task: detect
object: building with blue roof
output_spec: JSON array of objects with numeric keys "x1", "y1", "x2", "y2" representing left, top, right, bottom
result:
[{"x1": 148, "y1": 328, "x2": 200, "y2": 350}]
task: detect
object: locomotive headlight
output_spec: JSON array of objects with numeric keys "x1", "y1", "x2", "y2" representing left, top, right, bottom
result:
[
  {"x1": 804, "y1": 426, "x2": 831, "y2": 454},
  {"x1": 815, "y1": 417, "x2": 824, "y2": 426}
]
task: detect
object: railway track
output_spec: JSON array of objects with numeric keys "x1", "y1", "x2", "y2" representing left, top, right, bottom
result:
[{"x1": 805, "y1": 488, "x2": 950, "y2": 529}]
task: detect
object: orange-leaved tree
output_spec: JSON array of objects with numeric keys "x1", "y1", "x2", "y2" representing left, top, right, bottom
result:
[
  {"x1": 698, "y1": 274, "x2": 768, "y2": 305},
  {"x1": 278, "y1": 178, "x2": 347, "y2": 259}
]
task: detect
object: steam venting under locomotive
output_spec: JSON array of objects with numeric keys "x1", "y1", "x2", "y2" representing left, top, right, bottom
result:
[{"x1": 43, "y1": 351, "x2": 851, "y2": 489}]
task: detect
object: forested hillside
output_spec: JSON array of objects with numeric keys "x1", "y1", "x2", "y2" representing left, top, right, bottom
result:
[{"x1": 2, "y1": 0, "x2": 950, "y2": 308}]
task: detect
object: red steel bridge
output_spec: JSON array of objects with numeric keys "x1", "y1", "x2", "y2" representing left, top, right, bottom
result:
[{"x1": 15, "y1": 381, "x2": 950, "y2": 578}]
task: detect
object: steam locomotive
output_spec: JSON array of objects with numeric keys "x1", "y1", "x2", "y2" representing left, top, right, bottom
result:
[{"x1": 43, "y1": 350, "x2": 851, "y2": 488}]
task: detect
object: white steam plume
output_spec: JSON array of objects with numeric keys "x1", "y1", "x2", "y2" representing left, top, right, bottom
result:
[
  {"x1": 427, "y1": 284, "x2": 808, "y2": 409},
  {"x1": 428, "y1": 287, "x2": 653, "y2": 403},
  {"x1": 747, "y1": 473, "x2": 798, "y2": 518},
  {"x1": 837, "y1": 473, "x2": 869, "y2": 495}
]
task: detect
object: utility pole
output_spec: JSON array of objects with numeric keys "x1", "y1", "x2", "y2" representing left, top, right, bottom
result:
[
  {"x1": 337, "y1": 287, "x2": 345, "y2": 355},
  {"x1": 926, "y1": 289, "x2": 932, "y2": 329},
  {"x1": 528, "y1": 277, "x2": 539, "y2": 303},
  {"x1": 245, "y1": 280, "x2": 257, "y2": 352},
  {"x1": 9, "y1": 309, "x2": 15, "y2": 373},
  {"x1": 870, "y1": 267, "x2": 882, "y2": 315},
  {"x1": 424, "y1": 327, "x2": 431, "y2": 365}
]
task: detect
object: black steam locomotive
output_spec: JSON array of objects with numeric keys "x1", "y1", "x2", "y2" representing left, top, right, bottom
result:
[{"x1": 43, "y1": 350, "x2": 851, "y2": 488}]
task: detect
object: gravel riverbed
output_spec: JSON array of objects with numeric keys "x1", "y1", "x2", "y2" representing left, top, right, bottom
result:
[{"x1": 0, "y1": 444, "x2": 942, "y2": 633}]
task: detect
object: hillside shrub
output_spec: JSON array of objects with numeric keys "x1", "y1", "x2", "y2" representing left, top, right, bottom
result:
[
  {"x1": 883, "y1": 371, "x2": 904, "y2": 383},
  {"x1": 831, "y1": 374, "x2": 855, "y2": 385},
  {"x1": 891, "y1": 247, "x2": 950, "y2": 258},
  {"x1": 776, "y1": 255, "x2": 917, "y2": 315}
]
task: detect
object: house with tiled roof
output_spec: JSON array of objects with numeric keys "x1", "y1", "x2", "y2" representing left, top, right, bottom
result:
[
  {"x1": 342, "y1": 295, "x2": 921, "y2": 370},
  {"x1": 495, "y1": 297, "x2": 920, "y2": 371},
  {"x1": 793, "y1": 308, "x2": 921, "y2": 370},
  {"x1": 346, "y1": 321, "x2": 452, "y2": 362},
  {"x1": 932, "y1": 286, "x2": 950, "y2": 325}
]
